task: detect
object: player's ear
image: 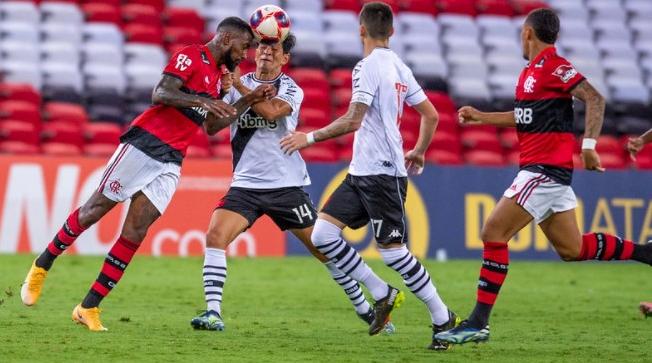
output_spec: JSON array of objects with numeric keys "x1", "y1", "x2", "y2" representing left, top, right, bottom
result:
[
  {"x1": 281, "y1": 53, "x2": 290, "y2": 66},
  {"x1": 388, "y1": 26, "x2": 394, "y2": 38},
  {"x1": 359, "y1": 24, "x2": 366, "y2": 39},
  {"x1": 221, "y1": 32, "x2": 232, "y2": 47}
]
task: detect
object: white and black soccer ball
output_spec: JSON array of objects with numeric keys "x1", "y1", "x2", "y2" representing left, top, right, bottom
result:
[{"x1": 249, "y1": 5, "x2": 291, "y2": 43}]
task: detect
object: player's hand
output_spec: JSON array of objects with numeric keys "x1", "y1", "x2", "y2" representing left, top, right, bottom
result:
[
  {"x1": 280, "y1": 131, "x2": 309, "y2": 154},
  {"x1": 199, "y1": 98, "x2": 236, "y2": 118},
  {"x1": 627, "y1": 136, "x2": 644, "y2": 161},
  {"x1": 581, "y1": 149, "x2": 605, "y2": 172},
  {"x1": 404, "y1": 149, "x2": 425, "y2": 175},
  {"x1": 458, "y1": 106, "x2": 484, "y2": 125},
  {"x1": 250, "y1": 84, "x2": 276, "y2": 103}
]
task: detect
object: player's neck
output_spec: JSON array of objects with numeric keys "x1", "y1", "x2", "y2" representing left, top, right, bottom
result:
[
  {"x1": 256, "y1": 69, "x2": 282, "y2": 81},
  {"x1": 363, "y1": 38, "x2": 390, "y2": 57},
  {"x1": 527, "y1": 43, "x2": 554, "y2": 62},
  {"x1": 205, "y1": 42, "x2": 221, "y2": 65}
]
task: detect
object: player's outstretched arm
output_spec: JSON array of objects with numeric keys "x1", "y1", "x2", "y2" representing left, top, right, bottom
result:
[
  {"x1": 279, "y1": 102, "x2": 368, "y2": 154},
  {"x1": 458, "y1": 106, "x2": 516, "y2": 127},
  {"x1": 152, "y1": 75, "x2": 236, "y2": 118},
  {"x1": 627, "y1": 128, "x2": 652, "y2": 161},
  {"x1": 205, "y1": 84, "x2": 275, "y2": 135},
  {"x1": 570, "y1": 79, "x2": 606, "y2": 172}
]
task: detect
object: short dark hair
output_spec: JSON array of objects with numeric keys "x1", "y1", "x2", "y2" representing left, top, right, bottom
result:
[
  {"x1": 359, "y1": 2, "x2": 393, "y2": 39},
  {"x1": 282, "y1": 33, "x2": 296, "y2": 54},
  {"x1": 217, "y1": 16, "x2": 254, "y2": 39},
  {"x1": 525, "y1": 8, "x2": 560, "y2": 44}
]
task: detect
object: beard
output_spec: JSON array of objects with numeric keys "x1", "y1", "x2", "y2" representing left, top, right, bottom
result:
[{"x1": 224, "y1": 50, "x2": 238, "y2": 72}]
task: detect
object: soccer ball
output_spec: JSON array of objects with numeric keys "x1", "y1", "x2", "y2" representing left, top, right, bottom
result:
[{"x1": 249, "y1": 5, "x2": 291, "y2": 43}]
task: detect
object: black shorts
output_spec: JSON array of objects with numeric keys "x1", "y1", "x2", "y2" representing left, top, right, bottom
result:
[
  {"x1": 216, "y1": 186, "x2": 317, "y2": 231},
  {"x1": 322, "y1": 174, "x2": 408, "y2": 244}
]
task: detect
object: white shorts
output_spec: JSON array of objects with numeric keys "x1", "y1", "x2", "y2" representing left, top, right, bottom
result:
[
  {"x1": 503, "y1": 170, "x2": 577, "y2": 224},
  {"x1": 97, "y1": 143, "x2": 181, "y2": 213}
]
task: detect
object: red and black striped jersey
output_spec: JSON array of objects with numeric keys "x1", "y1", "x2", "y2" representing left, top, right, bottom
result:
[
  {"x1": 514, "y1": 47, "x2": 584, "y2": 185},
  {"x1": 120, "y1": 44, "x2": 222, "y2": 165}
]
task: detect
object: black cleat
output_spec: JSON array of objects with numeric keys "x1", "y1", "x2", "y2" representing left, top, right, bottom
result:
[
  {"x1": 357, "y1": 307, "x2": 396, "y2": 334},
  {"x1": 428, "y1": 310, "x2": 461, "y2": 350},
  {"x1": 368, "y1": 286, "x2": 405, "y2": 336}
]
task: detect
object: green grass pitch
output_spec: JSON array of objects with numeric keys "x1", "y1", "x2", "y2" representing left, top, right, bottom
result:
[{"x1": 0, "y1": 254, "x2": 650, "y2": 362}]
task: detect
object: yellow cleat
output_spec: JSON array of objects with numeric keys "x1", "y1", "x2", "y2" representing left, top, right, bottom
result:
[
  {"x1": 21, "y1": 261, "x2": 48, "y2": 306},
  {"x1": 72, "y1": 304, "x2": 108, "y2": 332}
]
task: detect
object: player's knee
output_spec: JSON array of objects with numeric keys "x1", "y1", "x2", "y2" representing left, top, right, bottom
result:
[
  {"x1": 78, "y1": 195, "x2": 113, "y2": 227},
  {"x1": 311, "y1": 219, "x2": 341, "y2": 247},
  {"x1": 557, "y1": 244, "x2": 581, "y2": 261},
  {"x1": 205, "y1": 227, "x2": 231, "y2": 249},
  {"x1": 121, "y1": 223, "x2": 149, "y2": 243}
]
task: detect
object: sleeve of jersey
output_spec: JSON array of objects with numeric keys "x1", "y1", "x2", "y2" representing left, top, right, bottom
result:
[
  {"x1": 350, "y1": 61, "x2": 380, "y2": 106},
  {"x1": 222, "y1": 87, "x2": 236, "y2": 104},
  {"x1": 162, "y1": 46, "x2": 198, "y2": 82},
  {"x1": 274, "y1": 80, "x2": 303, "y2": 112},
  {"x1": 404, "y1": 71, "x2": 427, "y2": 106},
  {"x1": 550, "y1": 61, "x2": 585, "y2": 93}
]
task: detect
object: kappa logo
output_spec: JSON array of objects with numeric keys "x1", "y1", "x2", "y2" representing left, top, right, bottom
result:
[
  {"x1": 388, "y1": 229, "x2": 403, "y2": 239},
  {"x1": 524, "y1": 75, "x2": 536, "y2": 93},
  {"x1": 552, "y1": 64, "x2": 578, "y2": 83}
]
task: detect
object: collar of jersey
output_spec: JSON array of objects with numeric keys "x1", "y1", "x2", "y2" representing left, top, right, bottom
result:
[
  {"x1": 251, "y1": 72, "x2": 284, "y2": 83},
  {"x1": 527, "y1": 46, "x2": 557, "y2": 68}
]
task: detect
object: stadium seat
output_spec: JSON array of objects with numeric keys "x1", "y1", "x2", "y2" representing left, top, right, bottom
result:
[
  {"x1": 0, "y1": 120, "x2": 40, "y2": 145},
  {"x1": 465, "y1": 150, "x2": 505, "y2": 166},
  {"x1": 299, "y1": 108, "x2": 330, "y2": 128},
  {"x1": 83, "y1": 122, "x2": 122, "y2": 145},
  {"x1": 0, "y1": 83, "x2": 41, "y2": 106},
  {"x1": 165, "y1": 7, "x2": 205, "y2": 34},
  {"x1": 41, "y1": 122, "x2": 84, "y2": 148},
  {"x1": 41, "y1": 142, "x2": 83, "y2": 156},
  {"x1": 426, "y1": 149, "x2": 463, "y2": 165},
  {"x1": 437, "y1": 0, "x2": 476, "y2": 16},
  {"x1": 121, "y1": 4, "x2": 161, "y2": 28},
  {"x1": 125, "y1": 23, "x2": 164, "y2": 45},
  {"x1": 164, "y1": 27, "x2": 203, "y2": 49},
  {"x1": 402, "y1": 0, "x2": 438, "y2": 15},
  {"x1": 0, "y1": 1, "x2": 40, "y2": 24},
  {"x1": 598, "y1": 152, "x2": 629, "y2": 169},
  {"x1": 41, "y1": 2, "x2": 85, "y2": 26},
  {"x1": 329, "y1": 69, "x2": 353, "y2": 89},
  {"x1": 0, "y1": 140, "x2": 39, "y2": 154},
  {"x1": 0, "y1": 101, "x2": 41, "y2": 125},
  {"x1": 124, "y1": 0, "x2": 166, "y2": 13},
  {"x1": 477, "y1": 0, "x2": 514, "y2": 16},
  {"x1": 84, "y1": 143, "x2": 117, "y2": 157},
  {"x1": 82, "y1": 3, "x2": 122, "y2": 26},
  {"x1": 325, "y1": 0, "x2": 361, "y2": 12},
  {"x1": 300, "y1": 145, "x2": 338, "y2": 162},
  {"x1": 43, "y1": 102, "x2": 88, "y2": 125}
]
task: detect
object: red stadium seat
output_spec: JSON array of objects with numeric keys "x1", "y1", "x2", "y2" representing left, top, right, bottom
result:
[
  {"x1": 511, "y1": 0, "x2": 549, "y2": 15},
  {"x1": 402, "y1": 129, "x2": 418, "y2": 150},
  {"x1": 461, "y1": 129, "x2": 502, "y2": 152},
  {"x1": 288, "y1": 69, "x2": 329, "y2": 93},
  {"x1": 429, "y1": 130, "x2": 462, "y2": 154},
  {"x1": 400, "y1": 108, "x2": 421, "y2": 134},
  {"x1": 42, "y1": 122, "x2": 84, "y2": 148},
  {"x1": 361, "y1": 0, "x2": 399, "y2": 13},
  {"x1": 596, "y1": 135, "x2": 625, "y2": 155},
  {"x1": 124, "y1": 0, "x2": 166, "y2": 13},
  {"x1": 477, "y1": 0, "x2": 514, "y2": 16},
  {"x1": 121, "y1": 4, "x2": 161, "y2": 27},
  {"x1": 164, "y1": 8, "x2": 205, "y2": 34},
  {"x1": 599, "y1": 152, "x2": 629, "y2": 170},
  {"x1": 0, "y1": 141, "x2": 39, "y2": 155},
  {"x1": 326, "y1": 0, "x2": 362, "y2": 12},
  {"x1": 300, "y1": 108, "x2": 330, "y2": 128},
  {"x1": 0, "y1": 83, "x2": 41, "y2": 106},
  {"x1": 82, "y1": 0, "x2": 120, "y2": 7},
  {"x1": 84, "y1": 143, "x2": 118, "y2": 157},
  {"x1": 437, "y1": 0, "x2": 476, "y2": 16},
  {"x1": 426, "y1": 91, "x2": 457, "y2": 115},
  {"x1": 0, "y1": 101, "x2": 41, "y2": 125},
  {"x1": 337, "y1": 131, "x2": 355, "y2": 148},
  {"x1": 402, "y1": 0, "x2": 438, "y2": 15},
  {"x1": 0, "y1": 120, "x2": 40, "y2": 145},
  {"x1": 465, "y1": 150, "x2": 505, "y2": 166},
  {"x1": 42, "y1": 142, "x2": 83, "y2": 156},
  {"x1": 82, "y1": 3, "x2": 122, "y2": 26},
  {"x1": 212, "y1": 144, "x2": 232, "y2": 159},
  {"x1": 84, "y1": 122, "x2": 122, "y2": 145},
  {"x1": 329, "y1": 69, "x2": 352, "y2": 89},
  {"x1": 125, "y1": 23, "x2": 164, "y2": 45},
  {"x1": 436, "y1": 113, "x2": 460, "y2": 134},
  {"x1": 332, "y1": 88, "x2": 352, "y2": 108},
  {"x1": 302, "y1": 88, "x2": 331, "y2": 112},
  {"x1": 499, "y1": 129, "x2": 519, "y2": 150},
  {"x1": 164, "y1": 27, "x2": 203, "y2": 48},
  {"x1": 43, "y1": 102, "x2": 88, "y2": 125},
  {"x1": 338, "y1": 147, "x2": 353, "y2": 161},
  {"x1": 506, "y1": 150, "x2": 520, "y2": 165},
  {"x1": 300, "y1": 146, "x2": 338, "y2": 162},
  {"x1": 426, "y1": 149, "x2": 463, "y2": 165}
]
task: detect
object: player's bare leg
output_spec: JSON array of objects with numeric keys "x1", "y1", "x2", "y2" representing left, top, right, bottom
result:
[
  {"x1": 291, "y1": 226, "x2": 394, "y2": 333},
  {"x1": 192, "y1": 209, "x2": 249, "y2": 331},
  {"x1": 73, "y1": 192, "x2": 160, "y2": 331},
  {"x1": 437, "y1": 196, "x2": 532, "y2": 344},
  {"x1": 311, "y1": 213, "x2": 403, "y2": 335},
  {"x1": 540, "y1": 209, "x2": 652, "y2": 264},
  {"x1": 22, "y1": 191, "x2": 117, "y2": 306}
]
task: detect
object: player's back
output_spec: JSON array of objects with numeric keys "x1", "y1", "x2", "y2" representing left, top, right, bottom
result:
[{"x1": 349, "y1": 48, "x2": 426, "y2": 178}]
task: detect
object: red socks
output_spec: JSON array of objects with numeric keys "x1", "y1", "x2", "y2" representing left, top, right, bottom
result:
[
  {"x1": 578, "y1": 233, "x2": 634, "y2": 261},
  {"x1": 477, "y1": 242, "x2": 510, "y2": 306}
]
